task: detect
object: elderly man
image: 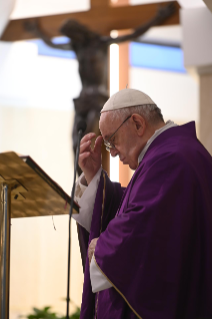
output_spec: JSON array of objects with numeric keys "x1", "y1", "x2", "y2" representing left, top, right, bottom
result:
[{"x1": 73, "y1": 88, "x2": 212, "y2": 319}]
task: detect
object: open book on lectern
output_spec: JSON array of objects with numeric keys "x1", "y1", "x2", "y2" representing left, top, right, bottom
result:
[{"x1": 0, "y1": 152, "x2": 79, "y2": 218}]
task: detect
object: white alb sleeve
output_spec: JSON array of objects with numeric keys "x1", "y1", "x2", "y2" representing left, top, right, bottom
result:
[
  {"x1": 72, "y1": 168, "x2": 102, "y2": 233},
  {"x1": 90, "y1": 256, "x2": 112, "y2": 293}
]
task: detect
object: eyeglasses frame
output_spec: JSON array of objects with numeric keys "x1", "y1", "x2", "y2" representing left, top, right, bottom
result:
[{"x1": 104, "y1": 115, "x2": 131, "y2": 152}]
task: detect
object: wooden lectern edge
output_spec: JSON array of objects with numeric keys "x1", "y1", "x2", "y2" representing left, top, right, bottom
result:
[
  {"x1": 0, "y1": 151, "x2": 80, "y2": 218},
  {"x1": 20, "y1": 154, "x2": 80, "y2": 208}
]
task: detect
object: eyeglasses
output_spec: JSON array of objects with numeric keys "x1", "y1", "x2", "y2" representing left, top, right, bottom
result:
[{"x1": 104, "y1": 115, "x2": 131, "y2": 152}]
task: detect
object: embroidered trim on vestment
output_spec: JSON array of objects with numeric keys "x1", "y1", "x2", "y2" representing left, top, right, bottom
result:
[
  {"x1": 93, "y1": 255, "x2": 142, "y2": 319},
  {"x1": 93, "y1": 171, "x2": 142, "y2": 319},
  {"x1": 95, "y1": 171, "x2": 106, "y2": 319}
]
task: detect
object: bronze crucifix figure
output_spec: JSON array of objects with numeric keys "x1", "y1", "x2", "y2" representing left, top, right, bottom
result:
[{"x1": 26, "y1": 2, "x2": 177, "y2": 175}]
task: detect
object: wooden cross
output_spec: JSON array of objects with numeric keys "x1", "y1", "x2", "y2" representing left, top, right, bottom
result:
[
  {"x1": 1, "y1": 0, "x2": 180, "y2": 41},
  {"x1": 1, "y1": 0, "x2": 180, "y2": 179}
]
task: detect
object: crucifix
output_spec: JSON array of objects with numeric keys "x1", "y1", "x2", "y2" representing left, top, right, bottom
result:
[{"x1": 1, "y1": 0, "x2": 180, "y2": 176}]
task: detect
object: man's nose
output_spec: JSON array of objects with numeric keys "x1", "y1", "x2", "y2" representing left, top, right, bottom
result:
[{"x1": 110, "y1": 148, "x2": 118, "y2": 157}]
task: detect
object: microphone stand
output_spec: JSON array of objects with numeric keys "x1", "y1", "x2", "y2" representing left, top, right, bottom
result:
[{"x1": 66, "y1": 128, "x2": 84, "y2": 319}]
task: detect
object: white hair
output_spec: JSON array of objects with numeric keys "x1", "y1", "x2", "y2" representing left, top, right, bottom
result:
[{"x1": 110, "y1": 104, "x2": 164, "y2": 124}]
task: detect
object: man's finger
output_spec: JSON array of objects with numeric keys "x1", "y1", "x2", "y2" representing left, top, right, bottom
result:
[
  {"x1": 88, "y1": 247, "x2": 93, "y2": 264},
  {"x1": 81, "y1": 132, "x2": 96, "y2": 144},
  {"x1": 80, "y1": 140, "x2": 91, "y2": 154},
  {"x1": 94, "y1": 136, "x2": 103, "y2": 153},
  {"x1": 79, "y1": 152, "x2": 90, "y2": 165}
]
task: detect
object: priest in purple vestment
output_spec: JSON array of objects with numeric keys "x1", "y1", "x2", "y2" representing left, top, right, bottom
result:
[{"x1": 73, "y1": 88, "x2": 212, "y2": 319}]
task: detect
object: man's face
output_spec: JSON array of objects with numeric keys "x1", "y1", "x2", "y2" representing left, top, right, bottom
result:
[{"x1": 99, "y1": 112, "x2": 141, "y2": 170}]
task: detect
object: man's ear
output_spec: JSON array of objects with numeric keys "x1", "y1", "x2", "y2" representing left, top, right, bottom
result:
[{"x1": 131, "y1": 114, "x2": 146, "y2": 136}]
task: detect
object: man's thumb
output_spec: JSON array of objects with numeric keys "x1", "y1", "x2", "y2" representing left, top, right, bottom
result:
[{"x1": 94, "y1": 136, "x2": 103, "y2": 152}]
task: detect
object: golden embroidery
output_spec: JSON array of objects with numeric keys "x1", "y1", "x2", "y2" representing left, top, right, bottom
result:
[
  {"x1": 95, "y1": 291, "x2": 99, "y2": 319},
  {"x1": 93, "y1": 171, "x2": 142, "y2": 318},
  {"x1": 100, "y1": 172, "x2": 106, "y2": 234},
  {"x1": 93, "y1": 255, "x2": 142, "y2": 319},
  {"x1": 95, "y1": 171, "x2": 106, "y2": 319}
]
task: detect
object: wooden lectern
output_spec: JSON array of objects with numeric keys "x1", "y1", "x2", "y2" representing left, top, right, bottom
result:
[{"x1": 0, "y1": 152, "x2": 79, "y2": 318}]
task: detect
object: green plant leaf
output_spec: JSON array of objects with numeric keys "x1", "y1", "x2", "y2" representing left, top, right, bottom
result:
[{"x1": 21, "y1": 304, "x2": 80, "y2": 319}]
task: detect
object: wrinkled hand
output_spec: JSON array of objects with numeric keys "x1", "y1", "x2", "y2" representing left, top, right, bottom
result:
[
  {"x1": 88, "y1": 237, "x2": 99, "y2": 265},
  {"x1": 79, "y1": 133, "x2": 103, "y2": 185}
]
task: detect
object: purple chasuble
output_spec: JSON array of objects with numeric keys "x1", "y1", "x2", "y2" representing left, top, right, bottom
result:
[
  {"x1": 78, "y1": 171, "x2": 126, "y2": 318},
  {"x1": 79, "y1": 122, "x2": 212, "y2": 319}
]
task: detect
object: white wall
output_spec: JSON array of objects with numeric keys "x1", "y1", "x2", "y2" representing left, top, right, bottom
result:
[
  {"x1": 130, "y1": 67, "x2": 199, "y2": 125},
  {"x1": 10, "y1": 0, "x2": 90, "y2": 19},
  {"x1": 180, "y1": 6, "x2": 212, "y2": 69},
  {"x1": 0, "y1": 0, "x2": 16, "y2": 37}
]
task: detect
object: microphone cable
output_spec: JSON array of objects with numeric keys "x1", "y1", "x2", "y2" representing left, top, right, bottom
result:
[{"x1": 66, "y1": 120, "x2": 87, "y2": 319}]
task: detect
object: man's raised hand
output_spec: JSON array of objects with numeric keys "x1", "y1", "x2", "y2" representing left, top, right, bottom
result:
[{"x1": 79, "y1": 133, "x2": 103, "y2": 185}]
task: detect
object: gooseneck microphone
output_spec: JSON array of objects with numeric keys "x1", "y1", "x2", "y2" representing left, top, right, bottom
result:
[
  {"x1": 66, "y1": 120, "x2": 87, "y2": 319},
  {"x1": 77, "y1": 120, "x2": 87, "y2": 136}
]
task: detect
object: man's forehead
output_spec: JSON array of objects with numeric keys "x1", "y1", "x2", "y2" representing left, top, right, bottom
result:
[
  {"x1": 99, "y1": 111, "x2": 117, "y2": 139},
  {"x1": 100, "y1": 111, "x2": 112, "y2": 121}
]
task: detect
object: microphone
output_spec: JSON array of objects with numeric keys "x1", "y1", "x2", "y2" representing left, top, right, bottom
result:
[
  {"x1": 77, "y1": 120, "x2": 87, "y2": 135},
  {"x1": 66, "y1": 120, "x2": 87, "y2": 319}
]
